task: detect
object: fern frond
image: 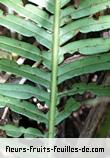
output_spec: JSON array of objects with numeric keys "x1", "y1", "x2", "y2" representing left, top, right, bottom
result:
[{"x1": 0, "y1": 0, "x2": 110, "y2": 138}]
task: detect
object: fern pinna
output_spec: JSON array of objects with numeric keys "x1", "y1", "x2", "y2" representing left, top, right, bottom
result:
[{"x1": 0, "y1": 0, "x2": 110, "y2": 137}]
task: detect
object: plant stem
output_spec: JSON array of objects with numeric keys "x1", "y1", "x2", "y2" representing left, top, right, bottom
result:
[{"x1": 48, "y1": 0, "x2": 61, "y2": 138}]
